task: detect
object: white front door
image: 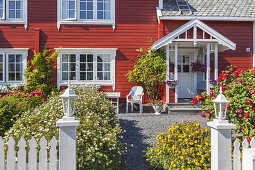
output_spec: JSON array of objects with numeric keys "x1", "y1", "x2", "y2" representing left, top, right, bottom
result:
[{"x1": 177, "y1": 52, "x2": 195, "y2": 98}]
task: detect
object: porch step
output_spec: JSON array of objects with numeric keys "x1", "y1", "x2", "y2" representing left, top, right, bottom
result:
[{"x1": 167, "y1": 103, "x2": 202, "y2": 114}]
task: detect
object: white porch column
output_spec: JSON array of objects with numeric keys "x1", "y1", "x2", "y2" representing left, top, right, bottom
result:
[
  {"x1": 214, "y1": 44, "x2": 218, "y2": 80},
  {"x1": 166, "y1": 44, "x2": 170, "y2": 103},
  {"x1": 174, "y1": 43, "x2": 178, "y2": 103},
  {"x1": 206, "y1": 43, "x2": 210, "y2": 95}
]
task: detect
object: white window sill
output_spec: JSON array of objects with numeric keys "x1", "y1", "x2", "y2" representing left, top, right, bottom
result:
[
  {"x1": 58, "y1": 20, "x2": 115, "y2": 30},
  {"x1": 0, "y1": 20, "x2": 27, "y2": 29},
  {"x1": 59, "y1": 81, "x2": 114, "y2": 86}
]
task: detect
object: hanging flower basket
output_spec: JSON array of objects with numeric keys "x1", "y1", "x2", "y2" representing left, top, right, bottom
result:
[
  {"x1": 191, "y1": 61, "x2": 206, "y2": 72},
  {"x1": 210, "y1": 79, "x2": 217, "y2": 88},
  {"x1": 164, "y1": 80, "x2": 179, "y2": 89}
]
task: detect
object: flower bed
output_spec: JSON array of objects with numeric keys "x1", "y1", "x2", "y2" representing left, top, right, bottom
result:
[{"x1": 144, "y1": 121, "x2": 211, "y2": 170}]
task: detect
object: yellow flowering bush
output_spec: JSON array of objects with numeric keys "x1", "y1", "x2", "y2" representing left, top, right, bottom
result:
[{"x1": 144, "y1": 121, "x2": 211, "y2": 170}]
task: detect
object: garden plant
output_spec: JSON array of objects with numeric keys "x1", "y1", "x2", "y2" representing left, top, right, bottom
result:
[
  {"x1": 145, "y1": 121, "x2": 211, "y2": 170},
  {"x1": 5, "y1": 86, "x2": 127, "y2": 169}
]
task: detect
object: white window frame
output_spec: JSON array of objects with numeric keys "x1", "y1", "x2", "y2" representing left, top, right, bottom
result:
[
  {"x1": 57, "y1": 0, "x2": 115, "y2": 30},
  {"x1": 56, "y1": 48, "x2": 117, "y2": 90},
  {"x1": 0, "y1": 0, "x2": 27, "y2": 29},
  {"x1": 0, "y1": 48, "x2": 28, "y2": 85}
]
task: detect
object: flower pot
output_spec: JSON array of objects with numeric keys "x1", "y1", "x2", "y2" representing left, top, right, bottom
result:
[
  {"x1": 210, "y1": 84, "x2": 216, "y2": 89},
  {"x1": 153, "y1": 105, "x2": 163, "y2": 115}
]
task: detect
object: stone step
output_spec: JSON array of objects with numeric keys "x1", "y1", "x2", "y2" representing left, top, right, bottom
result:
[
  {"x1": 168, "y1": 103, "x2": 199, "y2": 108},
  {"x1": 167, "y1": 103, "x2": 202, "y2": 114}
]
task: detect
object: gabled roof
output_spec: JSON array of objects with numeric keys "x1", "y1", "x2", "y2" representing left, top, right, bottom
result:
[
  {"x1": 151, "y1": 19, "x2": 236, "y2": 51},
  {"x1": 162, "y1": 0, "x2": 255, "y2": 19}
]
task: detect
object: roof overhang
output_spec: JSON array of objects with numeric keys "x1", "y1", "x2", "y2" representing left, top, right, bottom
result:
[
  {"x1": 152, "y1": 19, "x2": 236, "y2": 51},
  {"x1": 160, "y1": 16, "x2": 255, "y2": 21}
]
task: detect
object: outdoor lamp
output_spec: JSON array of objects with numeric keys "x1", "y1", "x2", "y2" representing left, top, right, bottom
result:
[
  {"x1": 60, "y1": 83, "x2": 78, "y2": 117},
  {"x1": 212, "y1": 86, "x2": 230, "y2": 120}
]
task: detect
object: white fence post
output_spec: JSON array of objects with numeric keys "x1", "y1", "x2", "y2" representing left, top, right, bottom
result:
[
  {"x1": 207, "y1": 119, "x2": 236, "y2": 170},
  {"x1": 242, "y1": 148, "x2": 255, "y2": 170},
  {"x1": 56, "y1": 117, "x2": 80, "y2": 170}
]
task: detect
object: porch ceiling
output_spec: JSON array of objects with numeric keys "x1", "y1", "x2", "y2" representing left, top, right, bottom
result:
[{"x1": 151, "y1": 19, "x2": 236, "y2": 52}]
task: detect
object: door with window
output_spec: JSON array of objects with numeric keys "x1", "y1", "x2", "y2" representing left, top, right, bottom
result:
[{"x1": 177, "y1": 52, "x2": 195, "y2": 98}]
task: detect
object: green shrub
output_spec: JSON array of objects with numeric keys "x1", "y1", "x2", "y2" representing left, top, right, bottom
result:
[
  {"x1": 144, "y1": 121, "x2": 211, "y2": 170},
  {"x1": 5, "y1": 86, "x2": 126, "y2": 169},
  {"x1": 25, "y1": 46, "x2": 59, "y2": 95},
  {"x1": 193, "y1": 66, "x2": 255, "y2": 139},
  {"x1": 126, "y1": 48, "x2": 166, "y2": 101},
  {"x1": 0, "y1": 89, "x2": 45, "y2": 136}
]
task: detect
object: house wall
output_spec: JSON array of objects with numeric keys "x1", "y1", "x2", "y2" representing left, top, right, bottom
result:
[{"x1": 0, "y1": 0, "x2": 159, "y2": 103}]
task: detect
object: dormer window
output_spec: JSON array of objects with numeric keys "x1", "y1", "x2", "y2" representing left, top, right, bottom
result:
[
  {"x1": 0, "y1": 0, "x2": 27, "y2": 29},
  {"x1": 57, "y1": 0, "x2": 115, "y2": 30}
]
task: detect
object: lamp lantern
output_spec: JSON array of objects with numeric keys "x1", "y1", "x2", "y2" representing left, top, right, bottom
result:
[
  {"x1": 212, "y1": 86, "x2": 230, "y2": 120},
  {"x1": 60, "y1": 83, "x2": 78, "y2": 117}
]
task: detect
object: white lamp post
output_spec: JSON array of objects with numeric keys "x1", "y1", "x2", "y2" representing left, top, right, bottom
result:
[
  {"x1": 212, "y1": 86, "x2": 230, "y2": 120},
  {"x1": 60, "y1": 83, "x2": 78, "y2": 118}
]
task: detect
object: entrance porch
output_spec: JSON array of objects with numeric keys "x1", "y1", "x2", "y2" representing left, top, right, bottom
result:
[{"x1": 152, "y1": 19, "x2": 236, "y2": 103}]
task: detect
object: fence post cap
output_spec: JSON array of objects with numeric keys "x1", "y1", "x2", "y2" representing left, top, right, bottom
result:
[
  {"x1": 56, "y1": 118, "x2": 80, "y2": 127},
  {"x1": 207, "y1": 119, "x2": 236, "y2": 130}
]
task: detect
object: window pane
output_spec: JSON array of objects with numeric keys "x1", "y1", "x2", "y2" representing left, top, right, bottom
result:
[
  {"x1": 104, "y1": 72, "x2": 110, "y2": 80},
  {"x1": 104, "y1": 63, "x2": 110, "y2": 71},
  {"x1": 69, "y1": 10, "x2": 75, "y2": 18},
  {"x1": 0, "y1": 63, "x2": 3, "y2": 71},
  {"x1": 97, "y1": 72, "x2": 103, "y2": 80},
  {"x1": 70, "y1": 63, "x2": 76, "y2": 71},
  {"x1": 16, "y1": 55, "x2": 22, "y2": 62},
  {"x1": 80, "y1": 2, "x2": 86, "y2": 10},
  {"x1": 97, "y1": 63, "x2": 103, "y2": 71},
  {"x1": 80, "y1": 54, "x2": 86, "y2": 62},
  {"x1": 97, "y1": 11, "x2": 103, "y2": 19},
  {"x1": 62, "y1": 63, "x2": 68, "y2": 71},
  {"x1": 69, "y1": 1, "x2": 75, "y2": 9},
  {"x1": 97, "y1": 55, "x2": 103, "y2": 62},
  {"x1": 16, "y1": 73, "x2": 22, "y2": 80},
  {"x1": 87, "y1": 11, "x2": 93, "y2": 19},
  {"x1": 9, "y1": 10, "x2": 15, "y2": 18},
  {"x1": 183, "y1": 65, "x2": 189, "y2": 72},
  {"x1": 62, "y1": 72, "x2": 68, "y2": 80},
  {"x1": 70, "y1": 54, "x2": 76, "y2": 62},
  {"x1": 16, "y1": 1, "x2": 22, "y2": 9},
  {"x1": 0, "y1": 54, "x2": 3, "y2": 62},
  {"x1": 87, "y1": 72, "x2": 93, "y2": 80},
  {"x1": 16, "y1": 10, "x2": 22, "y2": 18},
  {"x1": 9, "y1": 55, "x2": 15, "y2": 62},
  {"x1": 69, "y1": 72, "x2": 76, "y2": 80},
  {"x1": 103, "y1": 55, "x2": 111, "y2": 62},
  {"x1": 105, "y1": 2, "x2": 110, "y2": 10},
  {"x1": 62, "y1": 54, "x2": 68, "y2": 62},
  {"x1": 97, "y1": 2, "x2": 103, "y2": 10},
  {"x1": 9, "y1": 73, "x2": 15, "y2": 81},
  {"x1": 0, "y1": 9, "x2": 3, "y2": 19},
  {"x1": 16, "y1": 64, "x2": 22, "y2": 71},
  {"x1": 0, "y1": 0, "x2": 3, "y2": 8},
  {"x1": 87, "y1": 2, "x2": 93, "y2": 10},
  {"x1": 104, "y1": 11, "x2": 110, "y2": 19},
  {"x1": 87, "y1": 55, "x2": 93, "y2": 62},
  {"x1": 0, "y1": 72, "x2": 3, "y2": 81},
  {"x1": 9, "y1": 64, "x2": 15, "y2": 71},
  {"x1": 87, "y1": 63, "x2": 93, "y2": 71},
  {"x1": 80, "y1": 63, "x2": 86, "y2": 71},
  {"x1": 9, "y1": 1, "x2": 15, "y2": 9},
  {"x1": 80, "y1": 72, "x2": 86, "y2": 80},
  {"x1": 80, "y1": 11, "x2": 86, "y2": 19}
]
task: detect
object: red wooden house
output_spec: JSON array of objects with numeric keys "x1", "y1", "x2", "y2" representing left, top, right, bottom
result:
[{"x1": 0, "y1": 0, "x2": 254, "y2": 104}]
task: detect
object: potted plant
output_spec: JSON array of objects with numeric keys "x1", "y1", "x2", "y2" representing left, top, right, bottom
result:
[
  {"x1": 164, "y1": 80, "x2": 179, "y2": 89},
  {"x1": 152, "y1": 99, "x2": 164, "y2": 115},
  {"x1": 191, "y1": 61, "x2": 206, "y2": 72},
  {"x1": 210, "y1": 79, "x2": 217, "y2": 88}
]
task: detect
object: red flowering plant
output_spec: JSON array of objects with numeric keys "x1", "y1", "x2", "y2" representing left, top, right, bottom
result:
[
  {"x1": 191, "y1": 61, "x2": 206, "y2": 72},
  {"x1": 193, "y1": 65, "x2": 255, "y2": 140},
  {"x1": 152, "y1": 99, "x2": 164, "y2": 105}
]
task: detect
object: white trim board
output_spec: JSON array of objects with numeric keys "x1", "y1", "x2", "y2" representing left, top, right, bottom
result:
[
  {"x1": 151, "y1": 19, "x2": 236, "y2": 51},
  {"x1": 160, "y1": 16, "x2": 255, "y2": 22}
]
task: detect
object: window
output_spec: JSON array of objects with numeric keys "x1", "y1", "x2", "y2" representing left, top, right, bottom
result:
[
  {"x1": 0, "y1": 49, "x2": 28, "y2": 84},
  {"x1": 58, "y1": 0, "x2": 115, "y2": 29},
  {"x1": 57, "y1": 48, "x2": 117, "y2": 89},
  {"x1": 0, "y1": 0, "x2": 27, "y2": 29}
]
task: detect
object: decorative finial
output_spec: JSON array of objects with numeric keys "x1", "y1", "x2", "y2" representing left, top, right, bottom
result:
[{"x1": 220, "y1": 86, "x2": 223, "y2": 94}]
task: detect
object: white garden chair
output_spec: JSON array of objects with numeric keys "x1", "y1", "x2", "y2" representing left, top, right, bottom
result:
[{"x1": 126, "y1": 86, "x2": 144, "y2": 114}]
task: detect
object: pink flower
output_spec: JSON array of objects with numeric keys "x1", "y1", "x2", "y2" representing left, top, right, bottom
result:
[
  {"x1": 18, "y1": 99, "x2": 21, "y2": 101},
  {"x1": 218, "y1": 76, "x2": 222, "y2": 82},
  {"x1": 237, "y1": 110, "x2": 243, "y2": 115},
  {"x1": 207, "y1": 110, "x2": 211, "y2": 115},
  {"x1": 248, "y1": 85, "x2": 251, "y2": 89},
  {"x1": 198, "y1": 95, "x2": 204, "y2": 100},
  {"x1": 250, "y1": 91, "x2": 255, "y2": 95},
  {"x1": 201, "y1": 112, "x2": 205, "y2": 117},
  {"x1": 210, "y1": 90, "x2": 214, "y2": 96},
  {"x1": 227, "y1": 105, "x2": 230, "y2": 110},
  {"x1": 223, "y1": 75, "x2": 228, "y2": 79},
  {"x1": 247, "y1": 136, "x2": 251, "y2": 143},
  {"x1": 252, "y1": 107, "x2": 255, "y2": 111},
  {"x1": 226, "y1": 85, "x2": 229, "y2": 88},
  {"x1": 238, "y1": 79, "x2": 243, "y2": 83},
  {"x1": 25, "y1": 95, "x2": 28, "y2": 97},
  {"x1": 193, "y1": 98, "x2": 199, "y2": 104},
  {"x1": 41, "y1": 98, "x2": 46, "y2": 102},
  {"x1": 247, "y1": 99, "x2": 253, "y2": 105},
  {"x1": 234, "y1": 79, "x2": 237, "y2": 82},
  {"x1": 244, "y1": 112, "x2": 249, "y2": 117}
]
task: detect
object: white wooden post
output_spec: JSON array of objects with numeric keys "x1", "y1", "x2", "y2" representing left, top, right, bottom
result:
[
  {"x1": 56, "y1": 117, "x2": 80, "y2": 170},
  {"x1": 214, "y1": 44, "x2": 218, "y2": 80},
  {"x1": 159, "y1": 0, "x2": 163, "y2": 9},
  {"x1": 242, "y1": 148, "x2": 255, "y2": 170},
  {"x1": 0, "y1": 137, "x2": 5, "y2": 170},
  {"x1": 174, "y1": 43, "x2": 178, "y2": 103},
  {"x1": 207, "y1": 119, "x2": 236, "y2": 170},
  {"x1": 206, "y1": 43, "x2": 210, "y2": 95},
  {"x1": 166, "y1": 44, "x2": 170, "y2": 103}
]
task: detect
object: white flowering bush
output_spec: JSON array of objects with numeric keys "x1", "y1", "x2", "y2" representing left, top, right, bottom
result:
[
  {"x1": 5, "y1": 86, "x2": 126, "y2": 169},
  {"x1": 0, "y1": 84, "x2": 23, "y2": 93}
]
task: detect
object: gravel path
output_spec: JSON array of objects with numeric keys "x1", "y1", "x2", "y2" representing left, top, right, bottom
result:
[{"x1": 118, "y1": 107, "x2": 208, "y2": 170}]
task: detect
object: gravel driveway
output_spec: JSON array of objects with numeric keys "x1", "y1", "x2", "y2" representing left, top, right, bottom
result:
[{"x1": 118, "y1": 107, "x2": 208, "y2": 170}]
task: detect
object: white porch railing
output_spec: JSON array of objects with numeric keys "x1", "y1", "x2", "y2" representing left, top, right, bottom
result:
[{"x1": 0, "y1": 136, "x2": 58, "y2": 170}]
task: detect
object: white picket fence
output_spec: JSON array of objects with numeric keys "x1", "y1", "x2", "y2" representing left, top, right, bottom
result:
[
  {"x1": 0, "y1": 136, "x2": 58, "y2": 170},
  {"x1": 233, "y1": 137, "x2": 255, "y2": 170}
]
